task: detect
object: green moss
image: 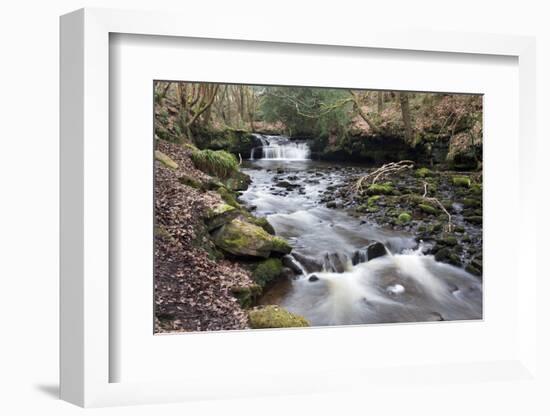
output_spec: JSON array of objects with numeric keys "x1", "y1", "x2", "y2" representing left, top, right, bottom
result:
[
  {"x1": 452, "y1": 176, "x2": 471, "y2": 188},
  {"x1": 271, "y1": 236, "x2": 292, "y2": 255},
  {"x1": 231, "y1": 284, "x2": 262, "y2": 308},
  {"x1": 397, "y1": 212, "x2": 412, "y2": 224},
  {"x1": 367, "y1": 195, "x2": 382, "y2": 206},
  {"x1": 252, "y1": 258, "x2": 283, "y2": 287},
  {"x1": 154, "y1": 150, "x2": 178, "y2": 169},
  {"x1": 212, "y1": 219, "x2": 291, "y2": 258},
  {"x1": 248, "y1": 305, "x2": 310, "y2": 329},
  {"x1": 216, "y1": 187, "x2": 241, "y2": 209},
  {"x1": 205, "y1": 203, "x2": 239, "y2": 231},
  {"x1": 415, "y1": 167, "x2": 434, "y2": 178},
  {"x1": 463, "y1": 197, "x2": 481, "y2": 208},
  {"x1": 190, "y1": 149, "x2": 238, "y2": 179},
  {"x1": 465, "y1": 215, "x2": 482, "y2": 224},
  {"x1": 178, "y1": 174, "x2": 202, "y2": 189},
  {"x1": 366, "y1": 183, "x2": 393, "y2": 195},
  {"x1": 418, "y1": 203, "x2": 438, "y2": 215},
  {"x1": 252, "y1": 217, "x2": 276, "y2": 235},
  {"x1": 470, "y1": 184, "x2": 482, "y2": 195}
]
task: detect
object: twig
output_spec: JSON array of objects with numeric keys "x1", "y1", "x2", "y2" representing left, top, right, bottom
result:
[
  {"x1": 353, "y1": 160, "x2": 414, "y2": 194},
  {"x1": 422, "y1": 181, "x2": 453, "y2": 232}
]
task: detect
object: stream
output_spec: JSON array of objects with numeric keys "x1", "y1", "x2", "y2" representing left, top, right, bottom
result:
[{"x1": 240, "y1": 134, "x2": 482, "y2": 326}]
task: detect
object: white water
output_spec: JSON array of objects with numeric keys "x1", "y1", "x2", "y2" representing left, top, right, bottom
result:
[
  {"x1": 250, "y1": 134, "x2": 310, "y2": 161},
  {"x1": 240, "y1": 159, "x2": 482, "y2": 326}
]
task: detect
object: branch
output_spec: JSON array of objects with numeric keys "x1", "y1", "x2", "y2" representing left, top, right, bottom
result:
[
  {"x1": 422, "y1": 181, "x2": 453, "y2": 232},
  {"x1": 348, "y1": 90, "x2": 380, "y2": 133},
  {"x1": 353, "y1": 160, "x2": 414, "y2": 194}
]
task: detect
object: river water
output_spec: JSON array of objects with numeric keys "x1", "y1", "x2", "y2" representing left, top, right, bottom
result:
[{"x1": 240, "y1": 135, "x2": 482, "y2": 326}]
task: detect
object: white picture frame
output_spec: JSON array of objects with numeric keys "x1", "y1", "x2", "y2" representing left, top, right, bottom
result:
[{"x1": 60, "y1": 7, "x2": 539, "y2": 408}]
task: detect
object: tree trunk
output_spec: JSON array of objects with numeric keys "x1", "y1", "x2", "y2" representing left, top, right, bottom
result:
[
  {"x1": 398, "y1": 92, "x2": 413, "y2": 145},
  {"x1": 348, "y1": 90, "x2": 380, "y2": 134},
  {"x1": 377, "y1": 91, "x2": 383, "y2": 113}
]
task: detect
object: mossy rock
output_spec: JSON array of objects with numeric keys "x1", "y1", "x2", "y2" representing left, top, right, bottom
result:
[
  {"x1": 437, "y1": 234, "x2": 458, "y2": 246},
  {"x1": 464, "y1": 215, "x2": 482, "y2": 225},
  {"x1": 470, "y1": 184, "x2": 483, "y2": 195},
  {"x1": 434, "y1": 247, "x2": 462, "y2": 267},
  {"x1": 367, "y1": 195, "x2": 382, "y2": 206},
  {"x1": 415, "y1": 167, "x2": 434, "y2": 178},
  {"x1": 216, "y1": 187, "x2": 241, "y2": 209},
  {"x1": 252, "y1": 217, "x2": 276, "y2": 235},
  {"x1": 154, "y1": 150, "x2": 178, "y2": 170},
  {"x1": 205, "y1": 203, "x2": 240, "y2": 231},
  {"x1": 231, "y1": 284, "x2": 262, "y2": 308},
  {"x1": 224, "y1": 171, "x2": 252, "y2": 192},
  {"x1": 178, "y1": 174, "x2": 202, "y2": 189},
  {"x1": 366, "y1": 183, "x2": 393, "y2": 195},
  {"x1": 248, "y1": 305, "x2": 309, "y2": 329},
  {"x1": 252, "y1": 258, "x2": 284, "y2": 287},
  {"x1": 452, "y1": 176, "x2": 471, "y2": 188},
  {"x1": 397, "y1": 212, "x2": 412, "y2": 224},
  {"x1": 190, "y1": 149, "x2": 238, "y2": 179},
  {"x1": 463, "y1": 197, "x2": 481, "y2": 208},
  {"x1": 418, "y1": 203, "x2": 438, "y2": 215},
  {"x1": 212, "y1": 219, "x2": 292, "y2": 258}
]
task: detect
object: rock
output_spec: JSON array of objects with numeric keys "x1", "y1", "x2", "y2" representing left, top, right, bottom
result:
[
  {"x1": 231, "y1": 284, "x2": 262, "y2": 308},
  {"x1": 452, "y1": 176, "x2": 471, "y2": 187},
  {"x1": 216, "y1": 186, "x2": 241, "y2": 208},
  {"x1": 155, "y1": 150, "x2": 178, "y2": 169},
  {"x1": 367, "y1": 242, "x2": 388, "y2": 261},
  {"x1": 178, "y1": 174, "x2": 202, "y2": 189},
  {"x1": 366, "y1": 183, "x2": 394, "y2": 195},
  {"x1": 326, "y1": 201, "x2": 337, "y2": 208},
  {"x1": 351, "y1": 249, "x2": 368, "y2": 265},
  {"x1": 397, "y1": 212, "x2": 412, "y2": 224},
  {"x1": 465, "y1": 263, "x2": 482, "y2": 277},
  {"x1": 248, "y1": 305, "x2": 309, "y2": 329},
  {"x1": 282, "y1": 255, "x2": 305, "y2": 274},
  {"x1": 415, "y1": 167, "x2": 434, "y2": 178},
  {"x1": 418, "y1": 203, "x2": 438, "y2": 215},
  {"x1": 464, "y1": 215, "x2": 482, "y2": 224},
  {"x1": 205, "y1": 203, "x2": 240, "y2": 231},
  {"x1": 224, "y1": 171, "x2": 251, "y2": 191},
  {"x1": 437, "y1": 234, "x2": 458, "y2": 246},
  {"x1": 291, "y1": 252, "x2": 323, "y2": 273},
  {"x1": 251, "y1": 217, "x2": 276, "y2": 235},
  {"x1": 434, "y1": 247, "x2": 462, "y2": 267},
  {"x1": 308, "y1": 274, "x2": 320, "y2": 282},
  {"x1": 275, "y1": 180, "x2": 299, "y2": 189},
  {"x1": 322, "y1": 252, "x2": 347, "y2": 273},
  {"x1": 252, "y1": 258, "x2": 284, "y2": 287},
  {"x1": 463, "y1": 197, "x2": 481, "y2": 208},
  {"x1": 212, "y1": 219, "x2": 292, "y2": 258}
]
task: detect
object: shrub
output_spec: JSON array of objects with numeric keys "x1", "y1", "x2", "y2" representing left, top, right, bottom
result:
[{"x1": 191, "y1": 149, "x2": 238, "y2": 179}]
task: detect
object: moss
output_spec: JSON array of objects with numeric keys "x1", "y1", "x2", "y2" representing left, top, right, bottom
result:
[
  {"x1": 397, "y1": 212, "x2": 412, "y2": 224},
  {"x1": 231, "y1": 284, "x2": 262, "y2": 308},
  {"x1": 252, "y1": 217, "x2": 276, "y2": 235},
  {"x1": 154, "y1": 150, "x2": 178, "y2": 169},
  {"x1": 178, "y1": 174, "x2": 202, "y2": 189},
  {"x1": 271, "y1": 236, "x2": 292, "y2": 255},
  {"x1": 212, "y1": 219, "x2": 291, "y2": 258},
  {"x1": 216, "y1": 187, "x2": 241, "y2": 209},
  {"x1": 248, "y1": 305, "x2": 310, "y2": 329},
  {"x1": 366, "y1": 183, "x2": 393, "y2": 195},
  {"x1": 224, "y1": 171, "x2": 251, "y2": 191},
  {"x1": 452, "y1": 176, "x2": 471, "y2": 188},
  {"x1": 205, "y1": 203, "x2": 239, "y2": 231},
  {"x1": 437, "y1": 234, "x2": 458, "y2": 246},
  {"x1": 463, "y1": 197, "x2": 481, "y2": 208},
  {"x1": 465, "y1": 215, "x2": 482, "y2": 224},
  {"x1": 190, "y1": 149, "x2": 238, "y2": 179},
  {"x1": 252, "y1": 258, "x2": 283, "y2": 287},
  {"x1": 415, "y1": 167, "x2": 434, "y2": 178},
  {"x1": 470, "y1": 184, "x2": 482, "y2": 195},
  {"x1": 367, "y1": 195, "x2": 382, "y2": 206},
  {"x1": 418, "y1": 203, "x2": 438, "y2": 215}
]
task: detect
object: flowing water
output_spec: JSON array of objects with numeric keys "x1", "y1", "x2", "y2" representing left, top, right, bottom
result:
[{"x1": 241, "y1": 134, "x2": 482, "y2": 326}]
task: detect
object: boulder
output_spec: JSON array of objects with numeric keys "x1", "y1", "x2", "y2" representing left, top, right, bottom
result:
[
  {"x1": 212, "y1": 219, "x2": 292, "y2": 258},
  {"x1": 205, "y1": 203, "x2": 240, "y2": 231},
  {"x1": 252, "y1": 258, "x2": 284, "y2": 287},
  {"x1": 367, "y1": 242, "x2": 388, "y2": 260},
  {"x1": 248, "y1": 305, "x2": 309, "y2": 329},
  {"x1": 154, "y1": 150, "x2": 178, "y2": 169}
]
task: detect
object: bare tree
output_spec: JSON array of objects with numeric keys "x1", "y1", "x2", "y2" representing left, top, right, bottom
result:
[{"x1": 398, "y1": 92, "x2": 414, "y2": 145}]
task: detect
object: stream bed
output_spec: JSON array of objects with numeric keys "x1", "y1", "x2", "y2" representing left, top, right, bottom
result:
[{"x1": 240, "y1": 135, "x2": 483, "y2": 326}]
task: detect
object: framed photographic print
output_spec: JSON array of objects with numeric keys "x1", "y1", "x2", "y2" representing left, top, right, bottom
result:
[{"x1": 60, "y1": 7, "x2": 540, "y2": 409}]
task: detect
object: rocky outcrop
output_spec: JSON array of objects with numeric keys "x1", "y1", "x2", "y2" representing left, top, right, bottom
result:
[
  {"x1": 248, "y1": 305, "x2": 309, "y2": 329},
  {"x1": 212, "y1": 219, "x2": 292, "y2": 258}
]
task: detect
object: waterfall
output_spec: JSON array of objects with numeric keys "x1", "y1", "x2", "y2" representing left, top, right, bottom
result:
[{"x1": 250, "y1": 134, "x2": 310, "y2": 161}]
